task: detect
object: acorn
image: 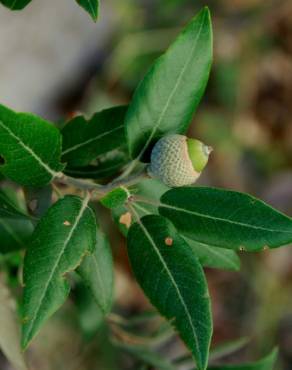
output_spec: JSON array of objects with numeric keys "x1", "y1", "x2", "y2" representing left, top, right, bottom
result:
[{"x1": 148, "y1": 134, "x2": 212, "y2": 187}]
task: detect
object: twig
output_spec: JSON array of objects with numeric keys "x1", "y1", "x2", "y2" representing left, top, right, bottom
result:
[{"x1": 57, "y1": 169, "x2": 149, "y2": 196}]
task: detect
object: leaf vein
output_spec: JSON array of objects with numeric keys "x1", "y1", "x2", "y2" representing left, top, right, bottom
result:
[
  {"x1": 0, "y1": 120, "x2": 59, "y2": 178},
  {"x1": 24, "y1": 195, "x2": 90, "y2": 341},
  {"x1": 160, "y1": 203, "x2": 292, "y2": 234},
  {"x1": 137, "y1": 219, "x2": 201, "y2": 365},
  {"x1": 62, "y1": 125, "x2": 123, "y2": 155},
  {"x1": 136, "y1": 12, "x2": 206, "y2": 160}
]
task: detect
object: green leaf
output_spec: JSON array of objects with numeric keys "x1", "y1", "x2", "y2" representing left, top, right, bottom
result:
[
  {"x1": 125, "y1": 7, "x2": 212, "y2": 160},
  {"x1": 101, "y1": 187, "x2": 130, "y2": 209},
  {"x1": 22, "y1": 195, "x2": 97, "y2": 349},
  {"x1": 116, "y1": 342, "x2": 177, "y2": 370},
  {"x1": 73, "y1": 280, "x2": 104, "y2": 339},
  {"x1": 0, "y1": 218, "x2": 33, "y2": 253},
  {"x1": 183, "y1": 236, "x2": 240, "y2": 271},
  {"x1": 208, "y1": 348, "x2": 278, "y2": 370},
  {"x1": 127, "y1": 215, "x2": 212, "y2": 370},
  {"x1": 0, "y1": 279, "x2": 28, "y2": 370},
  {"x1": 64, "y1": 150, "x2": 128, "y2": 180},
  {"x1": 0, "y1": 189, "x2": 33, "y2": 253},
  {"x1": 132, "y1": 179, "x2": 170, "y2": 215},
  {"x1": 0, "y1": 189, "x2": 29, "y2": 219},
  {"x1": 78, "y1": 231, "x2": 114, "y2": 314},
  {"x1": 0, "y1": 104, "x2": 64, "y2": 187},
  {"x1": 0, "y1": 0, "x2": 32, "y2": 10},
  {"x1": 75, "y1": 0, "x2": 99, "y2": 21},
  {"x1": 62, "y1": 106, "x2": 127, "y2": 167},
  {"x1": 158, "y1": 187, "x2": 292, "y2": 251},
  {"x1": 112, "y1": 179, "x2": 169, "y2": 236}
]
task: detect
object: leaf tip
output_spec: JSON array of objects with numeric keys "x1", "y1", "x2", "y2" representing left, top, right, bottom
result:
[
  {"x1": 195, "y1": 361, "x2": 206, "y2": 370},
  {"x1": 87, "y1": 3, "x2": 99, "y2": 22},
  {"x1": 20, "y1": 334, "x2": 29, "y2": 352},
  {"x1": 197, "y1": 6, "x2": 212, "y2": 32},
  {"x1": 91, "y1": 13, "x2": 98, "y2": 22},
  {"x1": 20, "y1": 320, "x2": 32, "y2": 351},
  {"x1": 203, "y1": 5, "x2": 211, "y2": 14},
  {"x1": 196, "y1": 5, "x2": 211, "y2": 19}
]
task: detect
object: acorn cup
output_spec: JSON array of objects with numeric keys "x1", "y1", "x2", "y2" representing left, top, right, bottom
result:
[{"x1": 148, "y1": 134, "x2": 212, "y2": 187}]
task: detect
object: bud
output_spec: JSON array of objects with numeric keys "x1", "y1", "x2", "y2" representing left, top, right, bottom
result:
[{"x1": 148, "y1": 134, "x2": 212, "y2": 187}]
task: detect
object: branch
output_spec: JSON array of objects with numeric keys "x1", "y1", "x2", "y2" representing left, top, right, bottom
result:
[{"x1": 57, "y1": 169, "x2": 149, "y2": 196}]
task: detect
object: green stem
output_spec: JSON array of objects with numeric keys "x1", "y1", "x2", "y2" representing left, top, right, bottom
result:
[
  {"x1": 58, "y1": 174, "x2": 102, "y2": 191},
  {"x1": 127, "y1": 202, "x2": 141, "y2": 223},
  {"x1": 132, "y1": 195, "x2": 160, "y2": 207},
  {"x1": 131, "y1": 202, "x2": 149, "y2": 215}
]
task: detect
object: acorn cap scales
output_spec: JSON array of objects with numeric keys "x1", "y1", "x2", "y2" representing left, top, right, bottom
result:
[{"x1": 148, "y1": 134, "x2": 212, "y2": 187}]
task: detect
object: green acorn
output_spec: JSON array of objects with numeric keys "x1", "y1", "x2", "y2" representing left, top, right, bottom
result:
[{"x1": 148, "y1": 134, "x2": 212, "y2": 187}]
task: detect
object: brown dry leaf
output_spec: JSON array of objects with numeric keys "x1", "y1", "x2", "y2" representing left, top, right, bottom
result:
[{"x1": 119, "y1": 212, "x2": 132, "y2": 229}]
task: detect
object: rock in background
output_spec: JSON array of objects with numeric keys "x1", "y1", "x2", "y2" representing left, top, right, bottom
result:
[{"x1": 0, "y1": 0, "x2": 117, "y2": 119}]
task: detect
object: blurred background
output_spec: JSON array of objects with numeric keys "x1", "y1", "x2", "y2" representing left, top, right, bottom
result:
[{"x1": 1, "y1": 0, "x2": 292, "y2": 369}]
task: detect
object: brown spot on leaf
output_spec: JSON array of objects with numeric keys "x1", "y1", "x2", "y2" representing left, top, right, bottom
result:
[
  {"x1": 119, "y1": 212, "x2": 132, "y2": 229},
  {"x1": 63, "y1": 220, "x2": 71, "y2": 226},
  {"x1": 165, "y1": 237, "x2": 173, "y2": 246}
]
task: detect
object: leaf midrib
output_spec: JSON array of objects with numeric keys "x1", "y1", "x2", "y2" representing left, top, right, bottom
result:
[
  {"x1": 10, "y1": 0, "x2": 18, "y2": 9},
  {"x1": 160, "y1": 202, "x2": 292, "y2": 235},
  {"x1": 62, "y1": 125, "x2": 123, "y2": 156},
  {"x1": 0, "y1": 120, "x2": 59, "y2": 178},
  {"x1": 137, "y1": 218, "x2": 202, "y2": 367},
  {"x1": 134, "y1": 11, "x2": 206, "y2": 160},
  {"x1": 23, "y1": 196, "x2": 89, "y2": 345},
  {"x1": 86, "y1": 0, "x2": 97, "y2": 18}
]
